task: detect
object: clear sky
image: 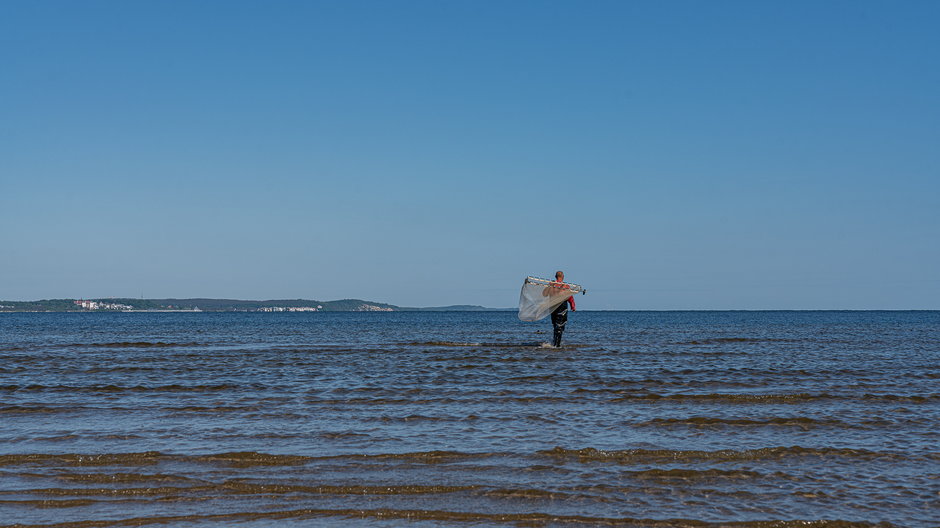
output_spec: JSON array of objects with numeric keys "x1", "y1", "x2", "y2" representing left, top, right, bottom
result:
[{"x1": 2, "y1": 1, "x2": 938, "y2": 309}]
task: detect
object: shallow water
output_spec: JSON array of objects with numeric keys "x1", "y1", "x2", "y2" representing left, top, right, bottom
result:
[{"x1": 0, "y1": 311, "x2": 937, "y2": 527}]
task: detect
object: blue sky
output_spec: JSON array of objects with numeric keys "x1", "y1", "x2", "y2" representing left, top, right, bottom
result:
[{"x1": 2, "y1": 1, "x2": 938, "y2": 309}]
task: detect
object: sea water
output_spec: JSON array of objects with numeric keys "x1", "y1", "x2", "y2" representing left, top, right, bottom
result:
[{"x1": 0, "y1": 311, "x2": 937, "y2": 527}]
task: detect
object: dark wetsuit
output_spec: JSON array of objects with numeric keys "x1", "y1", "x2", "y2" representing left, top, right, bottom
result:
[{"x1": 551, "y1": 296, "x2": 575, "y2": 347}]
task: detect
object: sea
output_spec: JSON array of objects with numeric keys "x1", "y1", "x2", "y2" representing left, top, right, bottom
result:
[{"x1": 0, "y1": 311, "x2": 937, "y2": 527}]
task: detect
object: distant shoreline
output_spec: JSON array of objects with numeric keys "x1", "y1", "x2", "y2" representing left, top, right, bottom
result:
[
  {"x1": 1, "y1": 299, "x2": 937, "y2": 313},
  {"x1": 1, "y1": 307, "x2": 936, "y2": 313},
  {"x1": 0, "y1": 298, "x2": 509, "y2": 313}
]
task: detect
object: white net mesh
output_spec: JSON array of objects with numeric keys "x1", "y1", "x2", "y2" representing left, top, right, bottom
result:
[{"x1": 518, "y1": 276, "x2": 584, "y2": 322}]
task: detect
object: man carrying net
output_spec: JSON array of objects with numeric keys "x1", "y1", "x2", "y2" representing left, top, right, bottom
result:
[
  {"x1": 545, "y1": 270, "x2": 576, "y2": 347},
  {"x1": 518, "y1": 272, "x2": 584, "y2": 346}
]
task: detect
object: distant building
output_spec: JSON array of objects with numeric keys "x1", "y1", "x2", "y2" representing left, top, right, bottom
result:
[
  {"x1": 74, "y1": 299, "x2": 133, "y2": 310},
  {"x1": 355, "y1": 304, "x2": 394, "y2": 312}
]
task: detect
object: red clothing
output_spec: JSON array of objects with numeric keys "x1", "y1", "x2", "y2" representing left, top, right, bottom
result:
[{"x1": 567, "y1": 295, "x2": 576, "y2": 311}]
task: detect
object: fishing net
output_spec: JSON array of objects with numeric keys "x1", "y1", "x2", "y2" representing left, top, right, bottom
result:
[{"x1": 518, "y1": 276, "x2": 584, "y2": 322}]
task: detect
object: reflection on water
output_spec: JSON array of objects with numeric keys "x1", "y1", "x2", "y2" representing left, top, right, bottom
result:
[{"x1": 0, "y1": 311, "x2": 938, "y2": 527}]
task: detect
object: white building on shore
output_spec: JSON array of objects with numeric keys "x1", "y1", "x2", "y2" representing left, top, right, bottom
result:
[{"x1": 74, "y1": 300, "x2": 134, "y2": 310}]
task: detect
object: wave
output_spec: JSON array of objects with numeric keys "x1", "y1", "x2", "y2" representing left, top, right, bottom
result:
[
  {"x1": 29, "y1": 435, "x2": 81, "y2": 442},
  {"x1": 66, "y1": 341, "x2": 208, "y2": 348},
  {"x1": 192, "y1": 452, "x2": 315, "y2": 466},
  {"x1": 670, "y1": 337, "x2": 876, "y2": 346},
  {"x1": 0, "y1": 450, "x2": 502, "y2": 469},
  {"x1": 304, "y1": 395, "x2": 570, "y2": 405},
  {"x1": 405, "y1": 341, "x2": 588, "y2": 349},
  {"x1": 52, "y1": 472, "x2": 201, "y2": 484},
  {"x1": 0, "y1": 405, "x2": 69, "y2": 414},
  {"x1": 2, "y1": 482, "x2": 476, "y2": 498},
  {"x1": 5, "y1": 445, "x2": 935, "y2": 471},
  {"x1": 339, "y1": 450, "x2": 498, "y2": 463},
  {"x1": 861, "y1": 393, "x2": 939, "y2": 402},
  {"x1": 538, "y1": 445, "x2": 932, "y2": 463},
  {"x1": 609, "y1": 392, "x2": 938, "y2": 403},
  {"x1": 0, "y1": 450, "x2": 506, "y2": 468},
  {"x1": 407, "y1": 341, "x2": 483, "y2": 347},
  {"x1": 317, "y1": 431, "x2": 372, "y2": 439},
  {"x1": 366, "y1": 414, "x2": 470, "y2": 423},
  {"x1": 0, "y1": 506, "x2": 898, "y2": 527},
  {"x1": 0, "y1": 341, "x2": 212, "y2": 352},
  {"x1": 260, "y1": 391, "x2": 940, "y2": 406},
  {"x1": 624, "y1": 468, "x2": 766, "y2": 479},
  {"x1": 482, "y1": 487, "x2": 574, "y2": 500},
  {"x1": 577, "y1": 380, "x2": 762, "y2": 390},
  {"x1": 637, "y1": 416, "x2": 936, "y2": 430},
  {"x1": 0, "y1": 452, "x2": 168, "y2": 467},
  {"x1": 0, "y1": 498, "x2": 97, "y2": 509},
  {"x1": 364, "y1": 414, "x2": 556, "y2": 424},
  {"x1": 506, "y1": 374, "x2": 557, "y2": 382},
  {"x1": 636, "y1": 417, "x2": 853, "y2": 429},
  {"x1": 674, "y1": 337, "x2": 802, "y2": 345},
  {"x1": 0, "y1": 384, "x2": 245, "y2": 393},
  {"x1": 165, "y1": 405, "x2": 260, "y2": 413},
  {"x1": 83, "y1": 366, "x2": 158, "y2": 373}
]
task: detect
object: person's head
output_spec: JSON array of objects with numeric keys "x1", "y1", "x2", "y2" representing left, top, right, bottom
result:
[{"x1": 555, "y1": 270, "x2": 564, "y2": 281}]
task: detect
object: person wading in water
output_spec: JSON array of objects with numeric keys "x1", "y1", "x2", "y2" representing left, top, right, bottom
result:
[{"x1": 547, "y1": 270, "x2": 576, "y2": 347}]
